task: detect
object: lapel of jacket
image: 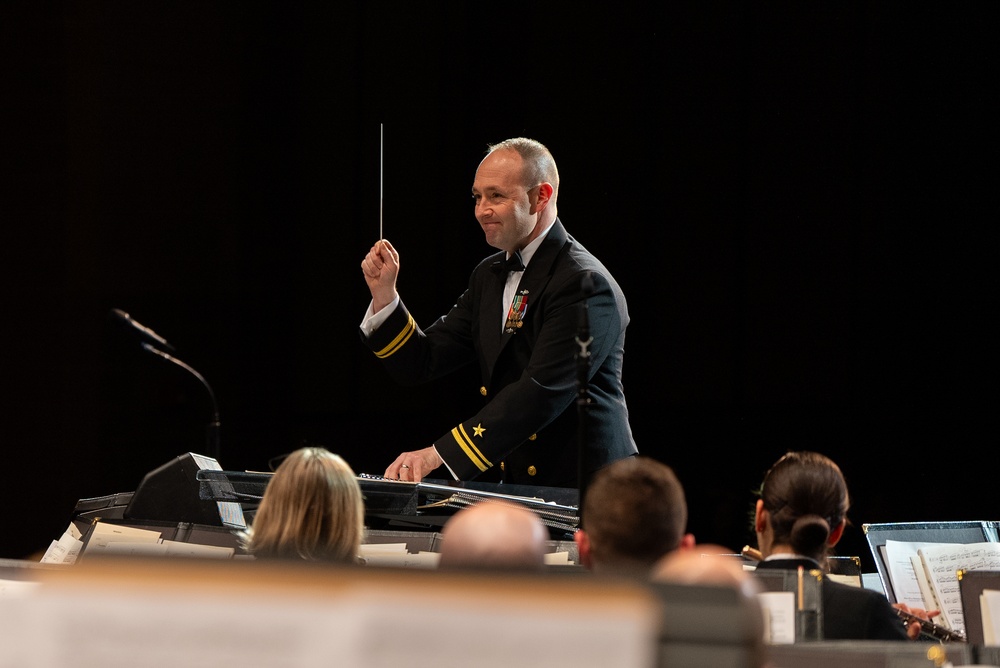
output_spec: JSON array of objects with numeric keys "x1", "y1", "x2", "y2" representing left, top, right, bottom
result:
[{"x1": 479, "y1": 250, "x2": 507, "y2": 365}]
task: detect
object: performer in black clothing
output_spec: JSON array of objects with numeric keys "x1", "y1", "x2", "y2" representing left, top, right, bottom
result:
[
  {"x1": 359, "y1": 137, "x2": 637, "y2": 487},
  {"x1": 750, "y1": 450, "x2": 937, "y2": 641}
]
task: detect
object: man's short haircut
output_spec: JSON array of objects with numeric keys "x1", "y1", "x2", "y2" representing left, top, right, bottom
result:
[
  {"x1": 486, "y1": 136, "x2": 559, "y2": 194},
  {"x1": 582, "y1": 455, "x2": 688, "y2": 567}
]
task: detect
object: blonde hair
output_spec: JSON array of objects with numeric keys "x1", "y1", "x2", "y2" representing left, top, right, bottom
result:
[{"x1": 242, "y1": 447, "x2": 364, "y2": 563}]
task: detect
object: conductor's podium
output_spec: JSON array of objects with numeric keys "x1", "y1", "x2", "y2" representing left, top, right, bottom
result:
[{"x1": 68, "y1": 452, "x2": 581, "y2": 562}]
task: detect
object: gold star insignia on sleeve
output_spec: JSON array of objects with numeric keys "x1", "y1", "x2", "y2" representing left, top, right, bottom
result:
[{"x1": 472, "y1": 424, "x2": 486, "y2": 437}]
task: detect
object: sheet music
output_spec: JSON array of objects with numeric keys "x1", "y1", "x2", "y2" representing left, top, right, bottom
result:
[
  {"x1": 757, "y1": 591, "x2": 795, "y2": 644},
  {"x1": 40, "y1": 527, "x2": 84, "y2": 565},
  {"x1": 982, "y1": 589, "x2": 1000, "y2": 645},
  {"x1": 544, "y1": 551, "x2": 573, "y2": 566},
  {"x1": 884, "y1": 539, "x2": 959, "y2": 608},
  {"x1": 85, "y1": 522, "x2": 162, "y2": 555}
]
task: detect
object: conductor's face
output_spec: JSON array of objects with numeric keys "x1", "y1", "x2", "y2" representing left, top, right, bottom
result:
[{"x1": 472, "y1": 149, "x2": 542, "y2": 253}]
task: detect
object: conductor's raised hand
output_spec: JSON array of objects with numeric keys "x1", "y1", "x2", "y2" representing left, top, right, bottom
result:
[
  {"x1": 361, "y1": 239, "x2": 400, "y2": 313},
  {"x1": 386, "y1": 446, "x2": 444, "y2": 483}
]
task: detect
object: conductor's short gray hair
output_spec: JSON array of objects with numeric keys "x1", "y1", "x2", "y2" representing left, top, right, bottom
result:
[{"x1": 486, "y1": 137, "x2": 560, "y2": 193}]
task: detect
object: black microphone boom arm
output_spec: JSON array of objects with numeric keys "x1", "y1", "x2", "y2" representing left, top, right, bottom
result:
[
  {"x1": 140, "y1": 342, "x2": 221, "y2": 461},
  {"x1": 111, "y1": 308, "x2": 175, "y2": 351}
]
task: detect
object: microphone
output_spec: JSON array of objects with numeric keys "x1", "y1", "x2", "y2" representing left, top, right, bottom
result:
[
  {"x1": 111, "y1": 308, "x2": 175, "y2": 352},
  {"x1": 141, "y1": 342, "x2": 221, "y2": 461}
]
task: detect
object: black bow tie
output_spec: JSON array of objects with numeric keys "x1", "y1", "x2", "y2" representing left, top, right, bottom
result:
[{"x1": 490, "y1": 250, "x2": 525, "y2": 274}]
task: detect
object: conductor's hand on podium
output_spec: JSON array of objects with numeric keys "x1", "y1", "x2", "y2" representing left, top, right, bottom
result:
[{"x1": 386, "y1": 446, "x2": 444, "y2": 482}]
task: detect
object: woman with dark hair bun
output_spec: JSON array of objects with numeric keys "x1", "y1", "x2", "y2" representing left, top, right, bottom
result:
[{"x1": 750, "y1": 450, "x2": 935, "y2": 641}]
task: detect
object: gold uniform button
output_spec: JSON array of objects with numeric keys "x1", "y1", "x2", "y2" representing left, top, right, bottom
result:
[
  {"x1": 528, "y1": 433, "x2": 537, "y2": 441},
  {"x1": 527, "y1": 466, "x2": 537, "y2": 476},
  {"x1": 479, "y1": 386, "x2": 487, "y2": 396}
]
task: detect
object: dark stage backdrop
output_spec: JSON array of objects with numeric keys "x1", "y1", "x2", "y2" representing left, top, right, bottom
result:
[{"x1": 4, "y1": 3, "x2": 996, "y2": 568}]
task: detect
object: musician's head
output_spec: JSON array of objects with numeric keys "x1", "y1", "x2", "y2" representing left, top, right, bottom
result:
[
  {"x1": 652, "y1": 548, "x2": 768, "y2": 668},
  {"x1": 753, "y1": 450, "x2": 851, "y2": 566},
  {"x1": 438, "y1": 499, "x2": 549, "y2": 571},
  {"x1": 242, "y1": 445, "x2": 365, "y2": 564},
  {"x1": 575, "y1": 455, "x2": 695, "y2": 578}
]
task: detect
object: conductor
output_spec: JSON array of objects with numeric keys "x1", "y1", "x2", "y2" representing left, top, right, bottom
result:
[{"x1": 359, "y1": 137, "x2": 637, "y2": 487}]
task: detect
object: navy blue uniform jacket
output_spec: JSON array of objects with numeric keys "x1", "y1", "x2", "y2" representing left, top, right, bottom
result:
[{"x1": 361, "y1": 219, "x2": 638, "y2": 487}]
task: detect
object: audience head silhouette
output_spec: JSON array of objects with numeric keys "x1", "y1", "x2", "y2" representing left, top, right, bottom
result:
[
  {"x1": 653, "y1": 546, "x2": 759, "y2": 593},
  {"x1": 242, "y1": 446, "x2": 364, "y2": 564},
  {"x1": 438, "y1": 500, "x2": 548, "y2": 571},
  {"x1": 575, "y1": 455, "x2": 694, "y2": 578},
  {"x1": 754, "y1": 450, "x2": 850, "y2": 568},
  {"x1": 652, "y1": 548, "x2": 769, "y2": 668}
]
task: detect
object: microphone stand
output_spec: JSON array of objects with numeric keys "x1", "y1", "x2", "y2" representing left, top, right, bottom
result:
[
  {"x1": 141, "y1": 342, "x2": 221, "y2": 462},
  {"x1": 575, "y1": 272, "x2": 595, "y2": 521}
]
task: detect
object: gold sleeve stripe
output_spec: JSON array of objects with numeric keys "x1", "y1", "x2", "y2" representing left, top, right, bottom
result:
[
  {"x1": 451, "y1": 424, "x2": 492, "y2": 472},
  {"x1": 374, "y1": 313, "x2": 416, "y2": 359}
]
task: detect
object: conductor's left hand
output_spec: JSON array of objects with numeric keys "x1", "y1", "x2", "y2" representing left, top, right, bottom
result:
[{"x1": 386, "y1": 446, "x2": 444, "y2": 483}]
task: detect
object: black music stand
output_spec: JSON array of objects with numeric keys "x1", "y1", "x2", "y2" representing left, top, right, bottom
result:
[{"x1": 958, "y1": 569, "x2": 1000, "y2": 647}]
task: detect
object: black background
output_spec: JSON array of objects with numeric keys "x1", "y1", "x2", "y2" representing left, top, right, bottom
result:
[{"x1": 4, "y1": 2, "x2": 997, "y2": 571}]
